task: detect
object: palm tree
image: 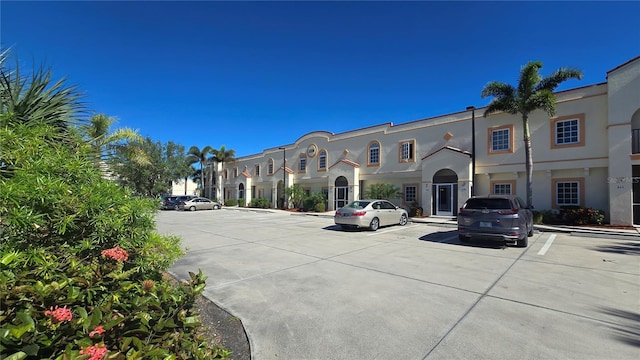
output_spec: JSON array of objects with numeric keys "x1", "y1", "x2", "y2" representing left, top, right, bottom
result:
[
  {"x1": 481, "y1": 61, "x2": 582, "y2": 207},
  {"x1": 82, "y1": 113, "x2": 148, "y2": 166},
  {"x1": 0, "y1": 49, "x2": 84, "y2": 136},
  {"x1": 210, "y1": 145, "x2": 236, "y2": 203},
  {"x1": 187, "y1": 145, "x2": 213, "y2": 197}
]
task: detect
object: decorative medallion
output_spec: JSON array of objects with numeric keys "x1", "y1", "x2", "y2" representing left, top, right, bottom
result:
[{"x1": 306, "y1": 144, "x2": 318, "y2": 158}]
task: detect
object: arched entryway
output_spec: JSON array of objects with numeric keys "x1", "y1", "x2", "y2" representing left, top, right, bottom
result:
[
  {"x1": 238, "y1": 183, "x2": 245, "y2": 202},
  {"x1": 277, "y1": 180, "x2": 285, "y2": 209},
  {"x1": 433, "y1": 169, "x2": 458, "y2": 216},
  {"x1": 334, "y1": 176, "x2": 349, "y2": 209}
]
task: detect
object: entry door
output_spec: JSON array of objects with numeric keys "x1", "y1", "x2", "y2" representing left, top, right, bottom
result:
[
  {"x1": 335, "y1": 187, "x2": 348, "y2": 209},
  {"x1": 436, "y1": 184, "x2": 454, "y2": 216}
]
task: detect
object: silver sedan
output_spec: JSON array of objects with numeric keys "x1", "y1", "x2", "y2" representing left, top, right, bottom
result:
[
  {"x1": 334, "y1": 199, "x2": 409, "y2": 231},
  {"x1": 177, "y1": 197, "x2": 222, "y2": 211}
]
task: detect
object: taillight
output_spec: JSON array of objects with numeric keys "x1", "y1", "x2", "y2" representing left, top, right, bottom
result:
[
  {"x1": 335, "y1": 211, "x2": 340, "y2": 216},
  {"x1": 352, "y1": 211, "x2": 366, "y2": 217},
  {"x1": 498, "y1": 208, "x2": 518, "y2": 215}
]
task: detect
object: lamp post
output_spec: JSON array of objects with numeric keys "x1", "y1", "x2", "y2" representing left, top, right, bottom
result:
[
  {"x1": 466, "y1": 106, "x2": 476, "y2": 196},
  {"x1": 278, "y1": 146, "x2": 287, "y2": 209}
]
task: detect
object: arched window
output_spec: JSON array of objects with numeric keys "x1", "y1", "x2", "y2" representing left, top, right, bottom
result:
[
  {"x1": 368, "y1": 141, "x2": 381, "y2": 166},
  {"x1": 318, "y1": 150, "x2": 327, "y2": 171},
  {"x1": 268, "y1": 159, "x2": 274, "y2": 175},
  {"x1": 298, "y1": 154, "x2": 307, "y2": 173}
]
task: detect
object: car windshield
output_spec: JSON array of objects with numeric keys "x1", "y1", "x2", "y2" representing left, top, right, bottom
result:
[
  {"x1": 464, "y1": 198, "x2": 512, "y2": 210},
  {"x1": 346, "y1": 201, "x2": 370, "y2": 209}
]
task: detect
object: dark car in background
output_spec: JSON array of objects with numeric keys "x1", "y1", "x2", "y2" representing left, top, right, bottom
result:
[
  {"x1": 457, "y1": 195, "x2": 533, "y2": 247},
  {"x1": 161, "y1": 195, "x2": 197, "y2": 210}
]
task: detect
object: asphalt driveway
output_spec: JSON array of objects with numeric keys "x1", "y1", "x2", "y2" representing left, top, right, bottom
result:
[{"x1": 158, "y1": 209, "x2": 640, "y2": 360}]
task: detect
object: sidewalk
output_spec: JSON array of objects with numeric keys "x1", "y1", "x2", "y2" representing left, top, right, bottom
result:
[{"x1": 221, "y1": 207, "x2": 640, "y2": 238}]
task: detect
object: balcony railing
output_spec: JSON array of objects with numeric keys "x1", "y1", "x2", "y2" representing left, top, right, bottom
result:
[{"x1": 633, "y1": 129, "x2": 640, "y2": 154}]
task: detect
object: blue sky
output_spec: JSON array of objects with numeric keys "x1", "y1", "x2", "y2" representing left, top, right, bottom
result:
[{"x1": 2, "y1": 1, "x2": 638, "y2": 158}]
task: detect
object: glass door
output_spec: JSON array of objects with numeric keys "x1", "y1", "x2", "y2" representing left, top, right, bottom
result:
[
  {"x1": 436, "y1": 184, "x2": 453, "y2": 216},
  {"x1": 335, "y1": 187, "x2": 348, "y2": 209}
]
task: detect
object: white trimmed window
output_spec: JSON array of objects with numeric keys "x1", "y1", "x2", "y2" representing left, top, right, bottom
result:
[
  {"x1": 267, "y1": 159, "x2": 274, "y2": 175},
  {"x1": 491, "y1": 128, "x2": 511, "y2": 152},
  {"x1": 555, "y1": 118, "x2": 579, "y2": 145},
  {"x1": 399, "y1": 140, "x2": 415, "y2": 162},
  {"x1": 493, "y1": 183, "x2": 512, "y2": 195},
  {"x1": 254, "y1": 164, "x2": 260, "y2": 176},
  {"x1": 299, "y1": 155, "x2": 307, "y2": 173},
  {"x1": 403, "y1": 184, "x2": 417, "y2": 204},
  {"x1": 369, "y1": 142, "x2": 380, "y2": 165},
  {"x1": 556, "y1": 181, "x2": 580, "y2": 206},
  {"x1": 318, "y1": 150, "x2": 327, "y2": 170}
]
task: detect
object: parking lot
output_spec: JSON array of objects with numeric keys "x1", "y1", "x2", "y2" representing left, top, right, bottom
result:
[{"x1": 158, "y1": 209, "x2": 639, "y2": 360}]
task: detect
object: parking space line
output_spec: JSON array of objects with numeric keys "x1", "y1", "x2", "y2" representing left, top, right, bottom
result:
[
  {"x1": 367, "y1": 226, "x2": 410, "y2": 236},
  {"x1": 537, "y1": 234, "x2": 556, "y2": 255}
]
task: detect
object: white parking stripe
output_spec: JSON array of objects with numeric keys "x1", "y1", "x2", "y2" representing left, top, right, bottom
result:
[
  {"x1": 367, "y1": 226, "x2": 410, "y2": 236},
  {"x1": 537, "y1": 234, "x2": 556, "y2": 255}
]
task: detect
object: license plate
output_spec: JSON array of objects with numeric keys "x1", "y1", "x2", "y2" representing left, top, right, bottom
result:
[
  {"x1": 479, "y1": 222, "x2": 492, "y2": 228},
  {"x1": 343, "y1": 213, "x2": 350, "y2": 217}
]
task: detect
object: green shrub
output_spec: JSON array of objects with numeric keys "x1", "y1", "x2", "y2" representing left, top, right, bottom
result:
[
  {"x1": 0, "y1": 124, "x2": 229, "y2": 359},
  {"x1": 304, "y1": 192, "x2": 327, "y2": 212},
  {"x1": 560, "y1": 206, "x2": 605, "y2": 225},
  {"x1": 532, "y1": 211, "x2": 544, "y2": 224},
  {"x1": 249, "y1": 197, "x2": 269, "y2": 209},
  {"x1": 314, "y1": 202, "x2": 326, "y2": 212},
  {"x1": 237, "y1": 198, "x2": 245, "y2": 207},
  {"x1": 0, "y1": 247, "x2": 229, "y2": 359},
  {"x1": 225, "y1": 199, "x2": 237, "y2": 206}
]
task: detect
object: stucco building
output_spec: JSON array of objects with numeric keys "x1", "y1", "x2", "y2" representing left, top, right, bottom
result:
[{"x1": 206, "y1": 57, "x2": 640, "y2": 226}]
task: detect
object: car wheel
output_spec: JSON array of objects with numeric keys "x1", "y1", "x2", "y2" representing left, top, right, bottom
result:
[
  {"x1": 459, "y1": 235, "x2": 470, "y2": 243},
  {"x1": 516, "y1": 236, "x2": 528, "y2": 247},
  {"x1": 189, "y1": 206, "x2": 196, "y2": 212},
  {"x1": 528, "y1": 223, "x2": 534, "y2": 237},
  {"x1": 369, "y1": 217, "x2": 380, "y2": 231},
  {"x1": 213, "y1": 205, "x2": 220, "y2": 210},
  {"x1": 174, "y1": 205, "x2": 180, "y2": 210},
  {"x1": 399, "y1": 214, "x2": 408, "y2": 226}
]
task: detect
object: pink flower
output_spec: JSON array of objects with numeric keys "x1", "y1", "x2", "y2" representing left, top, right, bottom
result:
[
  {"x1": 89, "y1": 325, "x2": 105, "y2": 338},
  {"x1": 44, "y1": 305, "x2": 72, "y2": 323},
  {"x1": 79, "y1": 343, "x2": 108, "y2": 360},
  {"x1": 101, "y1": 246, "x2": 129, "y2": 262}
]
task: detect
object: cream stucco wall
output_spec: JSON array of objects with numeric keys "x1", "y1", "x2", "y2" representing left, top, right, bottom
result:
[{"x1": 216, "y1": 57, "x2": 640, "y2": 225}]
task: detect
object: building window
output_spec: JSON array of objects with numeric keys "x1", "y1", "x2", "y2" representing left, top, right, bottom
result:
[
  {"x1": 318, "y1": 150, "x2": 327, "y2": 171},
  {"x1": 551, "y1": 114, "x2": 585, "y2": 148},
  {"x1": 368, "y1": 141, "x2": 380, "y2": 166},
  {"x1": 258, "y1": 188, "x2": 265, "y2": 198},
  {"x1": 398, "y1": 140, "x2": 415, "y2": 163},
  {"x1": 490, "y1": 180, "x2": 515, "y2": 195},
  {"x1": 552, "y1": 178, "x2": 584, "y2": 207},
  {"x1": 254, "y1": 164, "x2": 260, "y2": 176},
  {"x1": 488, "y1": 125, "x2": 513, "y2": 154},
  {"x1": 268, "y1": 159, "x2": 274, "y2": 175},
  {"x1": 234, "y1": 168, "x2": 238, "y2": 178},
  {"x1": 403, "y1": 184, "x2": 418, "y2": 205},
  {"x1": 299, "y1": 154, "x2": 306, "y2": 173},
  {"x1": 223, "y1": 169, "x2": 228, "y2": 179}
]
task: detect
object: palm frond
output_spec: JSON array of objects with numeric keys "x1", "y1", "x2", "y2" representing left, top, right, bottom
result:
[
  {"x1": 481, "y1": 81, "x2": 515, "y2": 99},
  {"x1": 527, "y1": 89, "x2": 556, "y2": 116},
  {"x1": 517, "y1": 61, "x2": 543, "y2": 101},
  {"x1": 535, "y1": 67, "x2": 583, "y2": 92}
]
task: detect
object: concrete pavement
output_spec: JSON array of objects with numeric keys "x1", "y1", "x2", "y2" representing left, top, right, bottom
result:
[{"x1": 159, "y1": 208, "x2": 639, "y2": 360}]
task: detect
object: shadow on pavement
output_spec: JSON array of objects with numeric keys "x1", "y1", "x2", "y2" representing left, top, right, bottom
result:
[
  {"x1": 599, "y1": 307, "x2": 640, "y2": 347},
  {"x1": 418, "y1": 230, "x2": 507, "y2": 249},
  {"x1": 592, "y1": 242, "x2": 640, "y2": 256}
]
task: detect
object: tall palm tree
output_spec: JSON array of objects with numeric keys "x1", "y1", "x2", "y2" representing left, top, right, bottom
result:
[
  {"x1": 481, "y1": 61, "x2": 582, "y2": 207},
  {"x1": 187, "y1": 145, "x2": 213, "y2": 197},
  {"x1": 210, "y1": 145, "x2": 236, "y2": 202}
]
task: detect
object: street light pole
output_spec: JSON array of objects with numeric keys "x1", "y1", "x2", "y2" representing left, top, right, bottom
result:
[
  {"x1": 466, "y1": 106, "x2": 476, "y2": 196},
  {"x1": 279, "y1": 147, "x2": 287, "y2": 209}
]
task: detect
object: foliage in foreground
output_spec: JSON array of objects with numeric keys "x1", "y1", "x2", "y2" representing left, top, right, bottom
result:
[{"x1": 0, "y1": 122, "x2": 229, "y2": 359}]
